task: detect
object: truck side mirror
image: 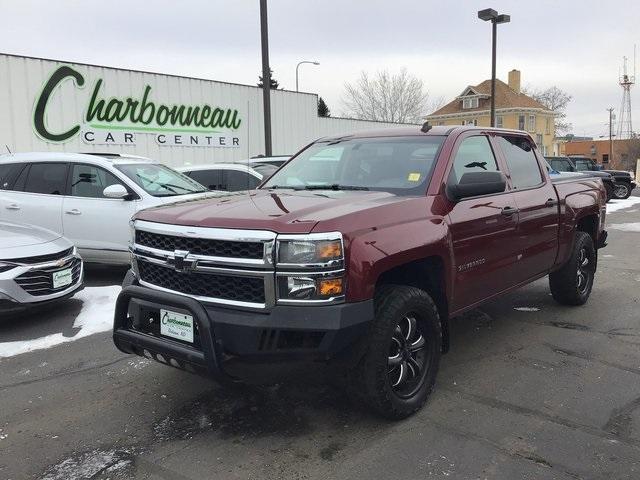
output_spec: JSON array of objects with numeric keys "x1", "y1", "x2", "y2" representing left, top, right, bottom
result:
[
  {"x1": 103, "y1": 184, "x2": 132, "y2": 200},
  {"x1": 447, "y1": 171, "x2": 507, "y2": 201}
]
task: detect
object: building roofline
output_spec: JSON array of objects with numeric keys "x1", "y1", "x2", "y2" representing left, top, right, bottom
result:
[{"x1": 0, "y1": 51, "x2": 319, "y2": 98}]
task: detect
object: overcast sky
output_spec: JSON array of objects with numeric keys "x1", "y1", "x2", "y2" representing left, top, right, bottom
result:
[{"x1": 1, "y1": 0, "x2": 638, "y2": 137}]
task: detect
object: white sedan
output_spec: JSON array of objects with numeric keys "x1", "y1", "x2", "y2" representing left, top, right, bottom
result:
[{"x1": 0, "y1": 152, "x2": 211, "y2": 265}]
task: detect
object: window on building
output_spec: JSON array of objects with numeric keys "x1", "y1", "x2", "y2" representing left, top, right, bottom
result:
[
  {"x1": 496, "y1": 116, "x2": 504, "y2": 128},
  {"x1": 529, "y1": 115, "x2": 536, "y2": 132},
  {"x1": 496, "y1": 136, "x2": 543, "y2": 189},
  {"x1": 437, "y1": 121, "x2": 445, "y2": 126},
  {"x1": 602, "y1": 154, "x2": 609, "y2": 164},
  {"x1": 518, "y1": 115, "x2": 525, "y2": 130},
  {"x1": 462, "y1": 97, "x2": 479, "y2": 109},
  {"x1": 545, "y1": 118, "x2": 551, "y2": 135}
]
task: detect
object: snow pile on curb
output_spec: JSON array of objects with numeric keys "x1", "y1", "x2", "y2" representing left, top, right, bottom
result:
[
  {"x1": 607, "y1": 196, "x2": 640, "y2": 213},
  {"x1": 0, "y1": 285, "x2": 120, "y2": 358}
]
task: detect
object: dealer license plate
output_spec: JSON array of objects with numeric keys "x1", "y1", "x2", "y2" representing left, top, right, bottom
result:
[
  {"x1": 52, "y1": 268, "x2": 73, "y2": 289},
  {"x1": 160, "y1": 309, "x2": 194, "y2": 343}
]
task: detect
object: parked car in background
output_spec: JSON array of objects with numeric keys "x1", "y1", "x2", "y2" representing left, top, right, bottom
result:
[
  {"x1": 567, "y1": 156, "x2": 637, "y2": 199},
  {"x1": 546, "y1": 156, "x2": 616, "y2": 201},
  {"x1": 177, "y1": 163, "x2": 278, "y2": 191},
  {"x1": 0, "y1": 221, "x2": 83, "y2": 311},
  {"x1": 248, "y1": 155, "x2": 291, "y2": 168},
  {"x1": 115, "y1": 125, "x2": 607, "y2": 419},
  {"x1": 0, "y1": 153, "x2": 210, "y2": 265}
]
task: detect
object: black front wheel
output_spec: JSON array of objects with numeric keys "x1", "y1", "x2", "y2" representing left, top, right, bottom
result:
[{"x1": 347, "y1": 285, "x2": 442, "y2": 419}]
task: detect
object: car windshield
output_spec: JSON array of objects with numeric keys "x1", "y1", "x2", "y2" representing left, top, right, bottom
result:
[
  {"x1": 262, "y1": 136, "x2": 445, "y2": 195},
  {"x1": 115, "y1": 163, "x2": 207, "y2": 197}
]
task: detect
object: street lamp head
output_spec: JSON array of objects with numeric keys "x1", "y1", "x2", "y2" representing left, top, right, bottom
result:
[
  {"x1": 312, "y1": 61, "x2": 320, "y2": 65},
  {"x1": 478, "y1": 8, "x2": 497, "y2": 21},
  {"x1": 495, "y1": 14, "x2": 510, "y2": 24}
]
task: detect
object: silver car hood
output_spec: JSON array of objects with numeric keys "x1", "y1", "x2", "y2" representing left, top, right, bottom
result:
[{"x1": 0, "y1": 221, "x2": 61, "y2": 251}]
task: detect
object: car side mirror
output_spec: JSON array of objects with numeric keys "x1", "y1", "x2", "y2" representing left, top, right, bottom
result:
[
  {"x1": 103, "y1": 184, "x2": 131, "y2": 199},
  {"x1": 447, "y1": 171, "x2": 507, "y2": 201}
]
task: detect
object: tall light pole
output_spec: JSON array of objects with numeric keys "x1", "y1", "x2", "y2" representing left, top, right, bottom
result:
[
  {"x1": 607, "y1": 107, "x2": 615, "y2": 165},
  {"x1": 260, "y1": 0, "x2": 272, "y2": 156},
  {"x1": 478, "y1": 8, "x2": 510, "y2": 127},
  {"x1": 295, "y1": 61, "x2": 320, "y2": 92}
]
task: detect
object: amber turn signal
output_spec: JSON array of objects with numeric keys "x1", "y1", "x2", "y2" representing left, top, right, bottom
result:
[
  {"x1": 318, "y1": 278, "x2": 343, "y2": 296},
  {"x1": 317, "y1": 240, "x2": 342, "y2": 259}
]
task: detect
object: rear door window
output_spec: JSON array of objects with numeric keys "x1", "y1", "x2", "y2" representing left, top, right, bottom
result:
[
  {"x1": 496, "y1": 136, "x2": 543, "y2": 189},
  {"x1": 23, "y1": 163, "x2": 69, "y2": 195},
  {"x1": 449, "y1": 136, "x2": 500, "y2": 185},
  {"x1": 0, "y1": 163, "x2": 24, "y2": 189}
]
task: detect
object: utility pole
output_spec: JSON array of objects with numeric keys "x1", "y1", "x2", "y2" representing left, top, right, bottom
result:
[
  {"x1": 607, "y1": 107, "x2": 614, "y2": 165},
  {"x1": 259, "y1": 0, "x2": 272, "y2": 156}
]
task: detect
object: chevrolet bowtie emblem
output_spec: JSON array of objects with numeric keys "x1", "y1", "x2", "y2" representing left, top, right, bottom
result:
[{"x1": 169, "y1": 250, "x2": 197, "y2": 272}]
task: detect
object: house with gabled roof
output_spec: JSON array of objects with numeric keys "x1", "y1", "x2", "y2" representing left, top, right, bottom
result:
[{"x1": 426, "y1": 69, "x2": 555, "y2": 154}]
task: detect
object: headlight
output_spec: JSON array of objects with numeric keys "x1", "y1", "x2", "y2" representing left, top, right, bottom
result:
[
  {"x1": 0, "y1": 262, "x2": 16, "y2": 273},
  {"x1": 275, "y1": 233, "x2": 345, "y2": 303},
  {"x1": 277, "y1": 273, "x2": 345, "y2": 302},
  {"x1": 276, "y1": 232, "x2": 343, "y2": 267}
]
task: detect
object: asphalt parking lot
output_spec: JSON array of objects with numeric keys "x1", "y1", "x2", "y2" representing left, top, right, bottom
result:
[{"x1": 2, "y1": 196, "x2": 640, "y2": 480}]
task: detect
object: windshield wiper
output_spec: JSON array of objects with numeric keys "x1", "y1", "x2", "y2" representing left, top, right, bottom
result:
[{"x1": 298, "y1": 184, "x2": 369, "y2": 191}]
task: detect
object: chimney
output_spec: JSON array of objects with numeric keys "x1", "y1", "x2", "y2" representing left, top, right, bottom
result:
[{"x1": 508, "y1": 69, "x2": 521, "y2": 93}]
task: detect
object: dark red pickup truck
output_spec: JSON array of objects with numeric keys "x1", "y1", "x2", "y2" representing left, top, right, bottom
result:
[{"x1": 113, "y1": 125, "x2": 607, "y2": 418}]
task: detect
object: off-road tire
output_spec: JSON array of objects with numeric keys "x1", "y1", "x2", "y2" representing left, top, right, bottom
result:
[
  {"x1": 549, "y1": 231, "x2": 596, "y2": 306},
  {"x1": 604, "y1": 183, "x2": 613, "y2": 202},
  {"x1": 346, "y1": 285, "x2": 441, "y2": 419}
]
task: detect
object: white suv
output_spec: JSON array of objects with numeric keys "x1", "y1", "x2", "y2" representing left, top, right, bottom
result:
[{"x1": 0, "y1": 153, "x2": 210, "y2": 265}]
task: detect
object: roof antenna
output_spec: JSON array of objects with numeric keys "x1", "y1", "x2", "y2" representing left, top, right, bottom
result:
[
  {"x1": 421, "y1": 121, "x2": 432, "y2": 133},
  {"x1": 5, "y1": 144, "x2": 12, "y2": 154}
]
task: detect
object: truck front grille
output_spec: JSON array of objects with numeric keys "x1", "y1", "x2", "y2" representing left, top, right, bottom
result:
[
  {"x1": 136, "y1": 230, "x2": 264, "y2": 259},
  {"x1": 15, "y1": 258, "x2": 82, "y2": 296},
  {"x1": 138, "y1": 260, "x2": 266, "y2": 304}
]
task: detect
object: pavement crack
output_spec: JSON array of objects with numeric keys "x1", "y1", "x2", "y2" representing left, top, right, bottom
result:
[
  {"x1": 546, "y1": 343, "x2": 640, "y2": 376},
  {"x1": 604, "y1": 395, "x2": 640, "y2": 439},
  {"x1": 1, "y1": 356, "x2": 130, "y2": 390},
  {"x1": 440, "y1": 385, "x2": 640, "y2": 450}
]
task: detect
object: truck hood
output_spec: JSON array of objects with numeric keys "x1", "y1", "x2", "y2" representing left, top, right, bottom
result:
[{"x1": 134, "y1": 189, "x2": 417, "y2": 233}]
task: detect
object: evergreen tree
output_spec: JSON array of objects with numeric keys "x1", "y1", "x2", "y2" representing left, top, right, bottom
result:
[
  {"x1": 317, "y1": 97, "x2": 331, "y2": 117},
  {"x1": 257, "y1": 69, "x2": 279, "y2": 89}
]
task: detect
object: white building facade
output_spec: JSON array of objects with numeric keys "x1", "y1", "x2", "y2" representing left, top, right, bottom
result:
[{"x1": 0, "y1": 54, "x2": 414, "y2": 167}]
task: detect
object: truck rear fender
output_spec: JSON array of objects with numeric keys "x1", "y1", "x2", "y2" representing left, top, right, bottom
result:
[{"x1": 556, "y1": 191, "x2": 602, "y2": 266}]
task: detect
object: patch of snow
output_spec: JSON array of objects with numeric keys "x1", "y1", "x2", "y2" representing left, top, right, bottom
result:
[
  {"x1": 0, "y1": 285, "x2": 120, "y2": 358},
  {"x1": 41, "y1": 448, "x2": 132, "y2": 480},
  {"x1": 607, "y1": 196, "x2": 640, "y2": 213},
  {"x1": 608, "y1": 222, "x2": 640, "y2": 232},
  {"x1": 602, "y1": 254, "x2": 614, "y2": 258},
  {"x1": 514, "y1": 307, "x2": 540, "y2": 312}
]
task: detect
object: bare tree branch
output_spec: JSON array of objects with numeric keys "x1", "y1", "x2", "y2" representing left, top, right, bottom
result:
[
  {"x1": 341, "y1": 68, "x2": 429, "y2": 123},
  {"x1": 522, "y1": 85, "x2": 573, "y2": 135}
]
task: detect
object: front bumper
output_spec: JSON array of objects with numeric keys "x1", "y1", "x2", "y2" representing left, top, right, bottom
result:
[
  {"x1": 113, "y1": 278, "x2": 374, "y2": 381},
  {"x1": 0, "y1": 254, "x2": 84, "y2": 309}
]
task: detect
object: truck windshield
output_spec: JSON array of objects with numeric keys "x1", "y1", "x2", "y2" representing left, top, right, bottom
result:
[
  {"x1": 262, "y1": 136, "x2": 445, "y2": 195},
  {"x1": 548, "y1": 158, "x2": 575, "y2": 172},
  {"x1": 574, "y1": 159, "x2": 596, "y2": 171},
  {"x1": 115, "y1": 163, "x2": 207, "y2": 197}
]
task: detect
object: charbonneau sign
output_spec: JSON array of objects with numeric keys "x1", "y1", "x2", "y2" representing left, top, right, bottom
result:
[{"x1": 33, "y1": 65, "x2": 242, "y2": 147}]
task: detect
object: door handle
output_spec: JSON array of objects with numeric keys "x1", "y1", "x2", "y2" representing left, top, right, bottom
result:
[
  {"x1": 545, "y1": 198, "x2": 558, "y2": 207},
  {"x1": 5, "y1": 204, "x2": 20, "y2": 210},
  {"x1": 501, "y1": 206, "x2": 519, "y2": 216},
  {"x1": 65, "y1": 209, "x2": 82, "y2": 215}
]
